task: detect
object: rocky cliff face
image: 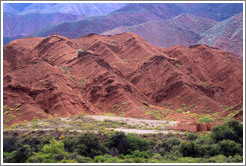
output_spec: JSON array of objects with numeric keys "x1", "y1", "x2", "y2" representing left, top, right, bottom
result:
[{"x1": 198, "y1": 13, "x2": 243, "y2": 59}]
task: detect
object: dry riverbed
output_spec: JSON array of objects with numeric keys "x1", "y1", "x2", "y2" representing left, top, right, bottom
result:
[{"x1": 4, "y1": 115, "x2": 181, "y2": 135}]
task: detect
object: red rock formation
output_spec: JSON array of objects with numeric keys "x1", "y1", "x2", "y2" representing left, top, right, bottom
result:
[{"x1": 3, "y1": 33, "x2": 243, "y2": 125}]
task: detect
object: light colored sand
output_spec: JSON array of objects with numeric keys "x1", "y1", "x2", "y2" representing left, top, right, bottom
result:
[
  {"x1": 86, "y1": 115, "x2": 178, "y2": 126},
  {"x1": 4, "y1": 115, "x2": 180, "y2": 135},
  {"x1": 86, "y1": 115, "x2": 180, "y2": 134}
]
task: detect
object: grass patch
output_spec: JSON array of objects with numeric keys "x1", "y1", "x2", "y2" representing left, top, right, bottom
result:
[
  {"x1": 77, "y1": 49, "x2": 84, "y2": 54},
  {"x1": 176, "y1": 109, "x2": 183, "y2": 113},
  {"x1": 198, "y1": 116, "x2": 213, "y2": 123},
  {"x1": 199, "y1": 82, "x2": 208, "y2": 86}
]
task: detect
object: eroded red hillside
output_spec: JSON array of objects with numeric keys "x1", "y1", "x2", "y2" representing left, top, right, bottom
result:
[{"x1": 3, "y1": 33, "x2": 243, "y2": 125}]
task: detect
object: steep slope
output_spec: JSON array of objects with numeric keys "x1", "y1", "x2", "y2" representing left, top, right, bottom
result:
[
  {"x1": 198, "y1": 13, "x2": 243, "y2": 59},
  {"x1": 3, "y1": 33, "x2": 243, "y2": 125},
  {"x1": 102, "y1": 13, "x2": 216, "y2": 47},
  {"x1": 3, "y1": 12, "x2": 81, "y2": 38},
  {"x1": 21, "y1": 3, "x2": 127, "y2": 16},
  {"x1": 183, "y1": 3, "x2": 243, "y2": 21},
  {"x1": 32, "y1": 3, "x2": 206, "y2": 38},
  {"x1": 3, "y1": 3, "x2": 127, "y2": 43},
  {"x1": 129, "y1": 44, "x2": 242, "y2": 109},
  {"x1": 32, "y1": 3, "x2": 243, "y2": 39}
]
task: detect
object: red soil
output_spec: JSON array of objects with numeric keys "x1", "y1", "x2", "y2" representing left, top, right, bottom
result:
[{"x1": 3, "y1": 32, "x2": 243, "y2": 125}]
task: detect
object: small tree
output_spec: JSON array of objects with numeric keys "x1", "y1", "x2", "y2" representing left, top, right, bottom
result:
[
  {"x1": 161, "y1": 137, "x2": 181, "y2": 153},
  {"x1": 185, "y1": 132, "x2": 199, "y2": 141},
  {"x1": 77, "y1": 132, "x2": 108, "y2": 158},
  {"x1": 179, "y1": 141, "x2": 201, "y2": 157},
  {"x1": 27, "y1": 137, "x2": 68, "y2": 163},
  {"x1": 63, "y1": 136, "x2": 78, "y2": 152},
  {"x1": 127, "y1": 134, "x2": 154, "y2": 153},
  {"x1": 103, "y1": 131, "x2": 129, "y2": 155},
  {"x1": 7, "y1": 145, "x2": 33, "y2": 163}
]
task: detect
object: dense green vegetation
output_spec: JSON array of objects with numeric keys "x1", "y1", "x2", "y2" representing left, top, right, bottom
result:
[{"x1": 3, "y1": 120, "x2": 243, "y2": 163}]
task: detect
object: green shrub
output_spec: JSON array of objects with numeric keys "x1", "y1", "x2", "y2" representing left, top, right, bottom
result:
[
  {"x1": 7, "y1": 145, "x2": 33, "y2": 163},
  {"x1": 194, "y1": 135, "x2": 214, "y2": 145},
  {"x1": 218, "y1": 140, "x2": 242, "y2": 157},
  {"x1": 3, "y1": 105, "x2": 8, "y2": 110},
  {"x1": 77, "y1": 49, "x2": 84, "y2": 54},
  {"x1": 161, "y1": 137, "x2": 181, "y2": 153},
  {"x1": 76, "y1": 155, "x2": 93, "y2": 163},
  {"x1": 42, "y1": 137, "x2": 65, "y2": 154},
  {"x1": 199, "y1": 144, "x2": 219, "y2": 158},
  {"x1": 21, "y1": 136, "x2": 48, "y2": 152},
  {"x1": 27, "y1": 137, "x2": 68, "y2": 163},
  {"x1": 175, "y1": 63, "x2": 180, "y2": 68},
  {"x1": 103, "y1": 131, "x2": 129, "y2": 155},
  {"x1": 127, "y1": 134, "x2": 154, "y2": 153},
  {"x1": 179, "y1": 141, "x2": 200, "y2": 158},
  {"x1": 210, "y1": 119, "x2": 243, "y2": 144},
  {"x1": 63, "y1": 136, "x2": 78, "y2": 152},
  {"x1": 207, "y1": 154, "x2": 228, "y2": 163},
  {"x1": 199, "y1": 82, "x2": 207, "y2": 86},
  {"x1": 132, "y1": 157, "x2": 147, "y2": 163},
  {"x1": 176, "y1": 109, "x2": 183, "y2": 113},
  {"x1": 177, "y1": 157, "x2": 202, "y2": 163},
  {"x1": 3, "y1": 111, "x2": 10, "y2": 116},
  {"x1": 185, "y1": 132, "x2": 199, "y2": 141},
  {"x1": 131, "y1": 150, "x2": 152, "y2": 159},
  {"x1": 77, "y1": 132, "x2": 108, "y2": 158},
  {"x1": 227, "y1": 154, "x2": 243, "y2": 163},
  {"x1": 168, "y1": 145, "x2": 182, "y2": 159},
  {"x1": 93, "y1": 155, "x2": 108, "y2": 162}
]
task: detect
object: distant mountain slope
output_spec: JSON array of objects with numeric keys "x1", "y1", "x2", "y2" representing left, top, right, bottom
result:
[
  {"x1": 198, "y1": 13, "x2": 243, "y2": 59},
  {"x1": 3, "y1": 3, "x2": 127, "y2": 43},
  {"x1": 3, "y1": 12, "x2": 81, "y2": 38},
  {"x1": 184, "y1": 3, "x2": 243, "y2": 21},
  {"x1": 32, "y1": 3, "x2": 207, "y2": 38},
  {"x1": 20, "y1": 3, "x2": 127, "y2": 16},
  {"x1": 32, "y1": 3, "x2": 242, "y2": 40},
  {"x1": 113, "y1": 3, "x2": 208, "y2": 20},
  {"x1": 102, "y1": 13, "x2": 216, "y2": 47}
]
